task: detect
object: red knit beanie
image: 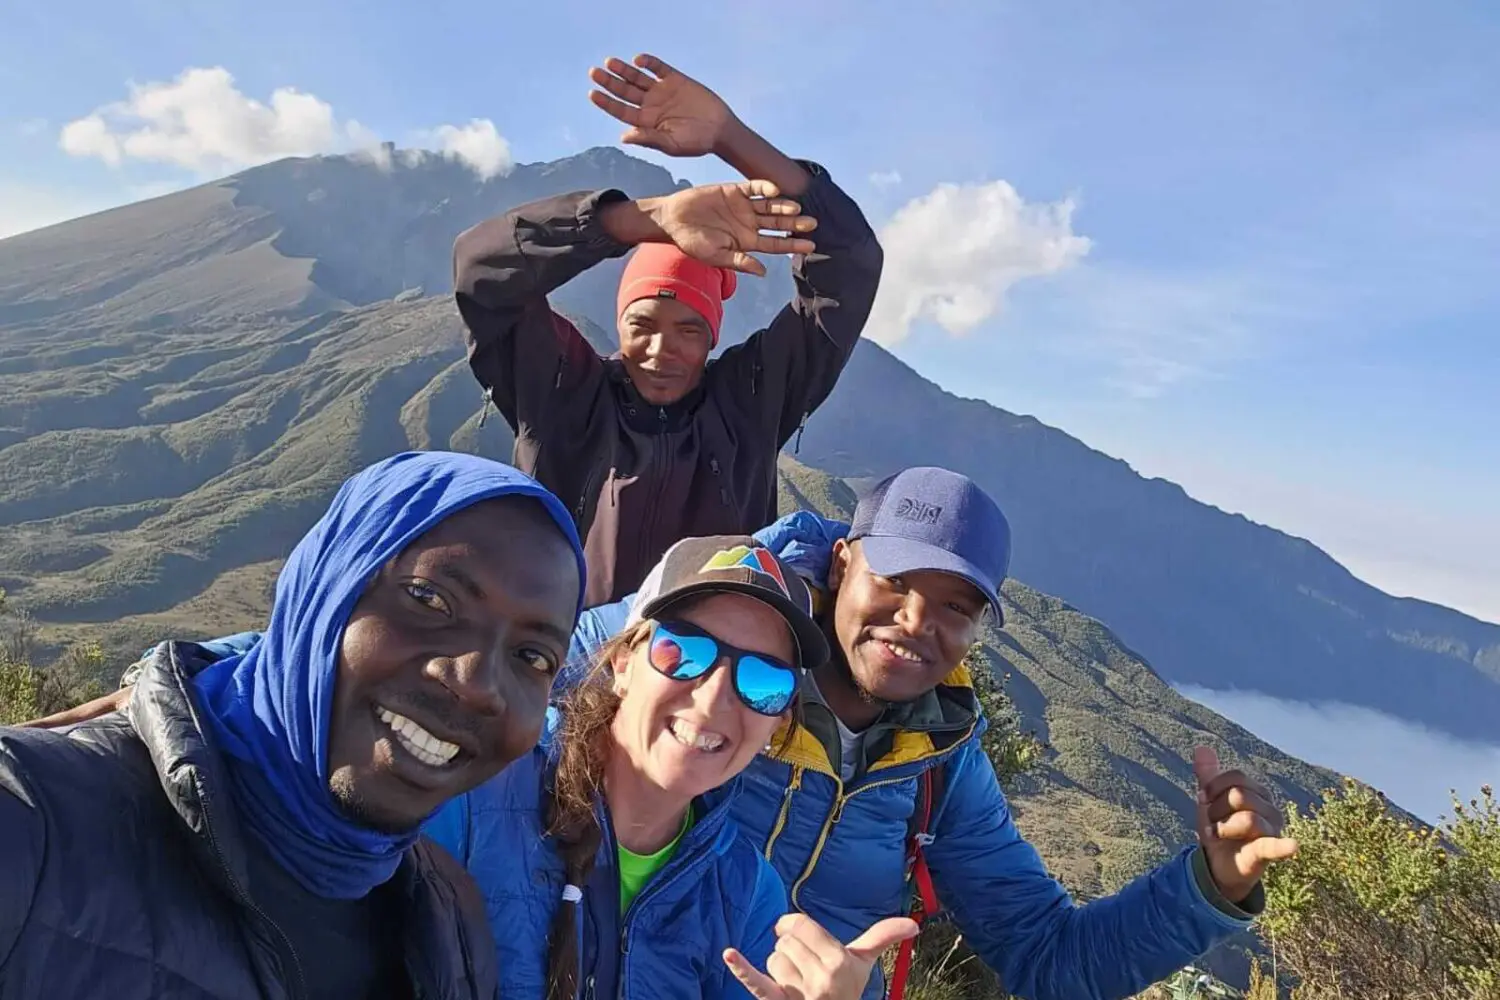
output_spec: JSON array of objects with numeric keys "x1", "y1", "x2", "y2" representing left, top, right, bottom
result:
[{"x1": 616, "y1": 244, "x2": 739, "y2": 347}]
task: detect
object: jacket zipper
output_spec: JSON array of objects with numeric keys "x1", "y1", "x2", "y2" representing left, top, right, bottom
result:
[
  {"x1": 709, "y1": 456, "x2": 730, "y2": 508},
  {"x1": 195, "y1": 779, "x2": 311, "y2": 999},
  {"x1": 762, "y1": 765, "x2": 804, "y2": 862},
  {"x1": 575, "y1": 460, "x2": 606, "y2": 521},
  {"x1": 612, "y1": 822, "x2": 715, "y2": 1000},
  {"x1": 637, "y1": 407, "x2": 671, "y2": 572},
  {"x1": 788, "y1": 773, "x2": 919, "y2": 910}
]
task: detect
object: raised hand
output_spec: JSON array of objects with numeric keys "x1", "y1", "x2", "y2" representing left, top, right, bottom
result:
[
  {"x1": 1194, "y1": 745, "x2": 1300, "y2": 903},
  {"x1": 589, "y1": 54, "x2": 738, "y2": 158},
  {"x1": 646, "y1": 181, "x2": 817, "y2": 277},
  {"x1": 723, "y1": 913, "x2": 918, "y2": 1000}
]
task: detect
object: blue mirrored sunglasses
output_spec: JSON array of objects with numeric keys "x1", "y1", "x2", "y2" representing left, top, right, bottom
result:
[{"x1": 646, "y1": 619, "x2": 800, "y2": 717}]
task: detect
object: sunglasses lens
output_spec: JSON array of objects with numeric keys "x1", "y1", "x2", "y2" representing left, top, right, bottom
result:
[
  {"x1": 649, "y1": 625, "x2": 716, "y2": 680},
  {"x1": 735, "y1": 655, "x2": 798, "y2": 716}
]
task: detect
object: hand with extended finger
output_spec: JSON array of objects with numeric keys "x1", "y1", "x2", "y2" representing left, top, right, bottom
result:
[
  {"x1": 1194, "y1": 745, "x2": 1300, "y2": 903},
  {"x1": 646, "y1": 181, "x2": 817, "y2": 277},
  {"x1": 723, "y1": 913, "x2": 919, "y2": 1000},
  {"x1": 589, "y1": 53, "x2": 738, "y2": 157}
]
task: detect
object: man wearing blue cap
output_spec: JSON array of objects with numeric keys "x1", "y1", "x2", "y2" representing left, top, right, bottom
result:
[{"x1": 568, "y1": 466, "x2": 1297, "y2": 1000}]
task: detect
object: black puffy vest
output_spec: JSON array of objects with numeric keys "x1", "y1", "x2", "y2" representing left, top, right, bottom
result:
[{"x1": 0, "y1": 643, "x2": 496, "y2": 999}]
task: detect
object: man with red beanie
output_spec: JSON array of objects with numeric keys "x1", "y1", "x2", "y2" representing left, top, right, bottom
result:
[{"x1": 454, "y1": 53, "x2": 883, "y2": 606}]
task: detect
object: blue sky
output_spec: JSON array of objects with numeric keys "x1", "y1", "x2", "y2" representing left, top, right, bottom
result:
[{"x1": 3, "y1": 0, "x2": 1497, "y2": 622}]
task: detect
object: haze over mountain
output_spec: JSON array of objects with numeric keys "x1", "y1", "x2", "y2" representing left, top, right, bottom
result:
[{"x1": 0, "y1": 145, "x2": 1495, "y2": 801}]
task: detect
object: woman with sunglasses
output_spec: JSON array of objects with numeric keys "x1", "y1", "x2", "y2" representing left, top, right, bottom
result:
[{"x1": 424, "y1": 534, "x2": 915, "y2": 1000}]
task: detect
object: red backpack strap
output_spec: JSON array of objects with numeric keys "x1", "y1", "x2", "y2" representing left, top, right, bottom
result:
[
  {"x1": 914, "y1": 761, "x2": 946, "y2": 917},
  {"x1": 889, "y1": 765, "x2": 946, "y2": 1000}
]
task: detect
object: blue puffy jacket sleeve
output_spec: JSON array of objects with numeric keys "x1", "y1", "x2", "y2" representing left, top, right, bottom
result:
[
  {"x1": 925, "y1": 741, "x2": 1253, "y2": 1000},
  {"x1": 723, "y1": 859, "x2": 791, "y2": 1000},
  {"x1": 752, "y1": 511, "x2": 848, "y2": 585}
]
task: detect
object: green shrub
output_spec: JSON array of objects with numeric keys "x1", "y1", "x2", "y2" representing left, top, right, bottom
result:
[
  {"x1": 1261, "y1": 779, "x2": 1500, "y2": 999},
  {"x1": 0, "y1": 587, "x2": 107, "y2": 724}
]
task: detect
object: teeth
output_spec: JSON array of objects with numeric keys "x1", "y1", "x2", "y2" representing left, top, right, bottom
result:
[
  {"x1": 669, "y1": 718, "x2": 726, "y2": 752},
  {"x1": 883, "y1": 641, "x2": 922, "y2": 663},
  {"x1": 378, "y1": 707, "x2": 460, "y2": 767}
]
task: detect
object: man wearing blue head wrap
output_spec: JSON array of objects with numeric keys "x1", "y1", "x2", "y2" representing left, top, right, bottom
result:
[{"x1": 0, "y1": 451, "x2": 585, "y2": 999}]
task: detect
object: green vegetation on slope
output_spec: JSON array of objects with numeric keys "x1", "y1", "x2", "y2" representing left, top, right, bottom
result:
[
  {"x1": 0, "y1": 588, "x2": 106, "y2": 725},
  {"x1": 1261, "y1": 781, "x2": 1500, "y2": 999}
]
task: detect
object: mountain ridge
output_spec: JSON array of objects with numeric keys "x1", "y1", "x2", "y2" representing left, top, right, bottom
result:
[
  {"x1": 786, "y1": 333, "x2": 1500, "y2": 739},
  {"x1": 1, "y1": 146, "x2": 1495, "y2": 748}
]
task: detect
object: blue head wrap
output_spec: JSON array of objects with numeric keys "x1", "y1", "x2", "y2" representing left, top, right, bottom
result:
[{"x1": 192, "y1": 451, "x2": 586, "y2": 899}]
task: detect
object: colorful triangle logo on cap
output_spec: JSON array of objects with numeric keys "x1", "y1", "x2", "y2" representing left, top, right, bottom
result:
[{"x1": 701, "y1": 544, "x2": 789, "y2": 596}]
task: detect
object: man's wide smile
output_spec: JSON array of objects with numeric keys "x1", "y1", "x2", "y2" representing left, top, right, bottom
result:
[
  {"x1": 372, "y1": 703, "x2": 474, "y2": 777},
  {"x1": 862, "y1": 633, "x2": 933, "y2": 671}
]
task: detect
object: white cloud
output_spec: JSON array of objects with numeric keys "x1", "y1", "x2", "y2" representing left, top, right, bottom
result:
[
  {"x1": 59, "y1": 67, "x2": 365, "y2": 173},
  {"x1": 1176, "y1": 683, "x2": 1500, "y2": 826},
  {"x1": 869, "y1": 169, "x2": 902, "y2": 188},
  {"x1": 421, "y1": 119, "x2": 514, "y2": 180},
  {"x1": 864, "y1": 179, "x2": 1092, "y2": 347},
  {"x1": 58, "y1": 66, "x2": 513, "y2": 181},
  {"x1": 864, "y1": 182, "x2": 1304, "y2": 399}
]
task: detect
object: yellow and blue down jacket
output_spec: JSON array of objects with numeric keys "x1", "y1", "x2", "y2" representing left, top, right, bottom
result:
[{"x1": 562, "y1": 512, "x2": 1262, "y2": 1000}]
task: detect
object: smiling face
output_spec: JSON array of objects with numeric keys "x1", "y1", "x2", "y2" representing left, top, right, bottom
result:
[
  {"x1": 826, "y1": 539, "x2": 988, "y2": 707},
  {"x1": 616, "y1": 297, "x2": 713, "y2": 405},
  {"x1": 325, "y1": 496, "x2": 581, "y2": 833},
  {"x1": 609, "y1": 592, "x2": 794, "y2": 801}
]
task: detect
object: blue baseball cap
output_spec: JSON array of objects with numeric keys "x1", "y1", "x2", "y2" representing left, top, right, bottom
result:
[{"x1": 848, "y1": 467, "x2": 1012, "y2": 622}]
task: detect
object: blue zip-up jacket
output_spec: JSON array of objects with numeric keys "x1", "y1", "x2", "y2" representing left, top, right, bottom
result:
[
  {"x1": 424, "y1": 709, "x2": 788, "y2": 1000},
  {"x1": 564, "y1": 512, "x2": 1262, "y2": 1000}
]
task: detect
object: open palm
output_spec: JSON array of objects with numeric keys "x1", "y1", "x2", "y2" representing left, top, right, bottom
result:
[
  {"x1": 589, "y1": 54, "x2": 736, "y2": 157},
  {"x1": 651, "y1": 181, "x2": 817, "y2": 277}
]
